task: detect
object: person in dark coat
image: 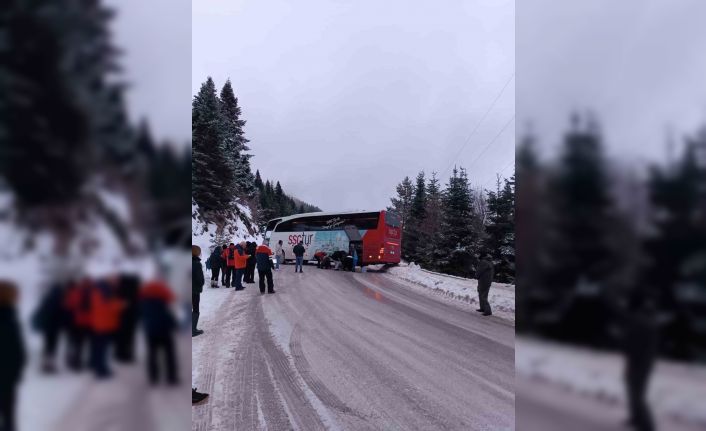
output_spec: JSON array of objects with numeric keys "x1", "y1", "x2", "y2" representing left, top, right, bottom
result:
[
  {"x1": 192, "y1": 245, "x2": 205, "y2": 337},
  {"x1": 140, "y1": 280, "x2": 178, "y2": 385},
  {"x1": 0, "y1": 281, "x2": 26, "y2": 431},
  {"x1": 293, "y1": 241, "x2": 305, "y2": 273},
  {"x1": 623, "y1": 293, "x2": 659, "y2": 431},
  {"x1": 245, "y1": 241, "x2": 257, "y2": 283},
  {"x1": 255, "y1": 242, "x2": 275, "y2": 294},
  {"x1": 114, "y1": 274, "x2": 140, "y2": 363},
  {"x1": 220, "y1": 244, "x2": 228, "y2": 286},
  {"x1": 32, "y1": 282, "x2": 67, "y2": 373},
  {"x1": 475, "y1": 252, "x2": 494, "y2": 316},
  {"x1": 207, "y1": 247, "x2": 222, "y2": 288}
]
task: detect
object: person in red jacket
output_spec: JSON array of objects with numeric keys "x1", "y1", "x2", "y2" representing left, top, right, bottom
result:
[
  {"x1": 233, "y1": 241, "x2": 249, "y2": 291},
  {"x1": 89, "y1": 278, "x2": 125, "y2": 379},
  {"x1": 64, "y1": 279, "x2": 93, "y2": 371},
  {"x1": 255, "y1": 242, "x2": 275, "y2": 294}
]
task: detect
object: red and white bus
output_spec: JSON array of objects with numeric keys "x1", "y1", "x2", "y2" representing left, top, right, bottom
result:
[{"x1": 263, "y1": 210, "x2": 402, "y2": 266}]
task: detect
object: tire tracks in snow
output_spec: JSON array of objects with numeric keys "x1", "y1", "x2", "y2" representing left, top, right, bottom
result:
[{"x1": 289, "y1": 323, "x2": 364, "y2": 420}]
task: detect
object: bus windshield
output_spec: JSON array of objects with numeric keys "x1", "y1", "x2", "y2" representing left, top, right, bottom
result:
[{"x1": 385, "y1": 211, "x2": 401, "y2": 227}]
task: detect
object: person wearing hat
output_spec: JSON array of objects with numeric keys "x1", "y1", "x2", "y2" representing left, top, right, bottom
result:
[
  {"x1": 192, "y1": 245, "x2": 205, "y2": 336},
  {"x1": 255, "y1": 241, "x2": 276, "y2": 295},
  {"x1": 233, "y1": 241, "x2": 249, "y2": 291},
  {"x1": 475, "y1": 252, "x2": 494, "y2": 316},
  {"x1": 0, "y1": 281, "x2": 26, "y2": 431}
]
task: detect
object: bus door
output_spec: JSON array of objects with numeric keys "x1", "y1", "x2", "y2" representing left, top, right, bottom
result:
[{"x1": 343, "y1": 225, "x2": 364, "y2": 264}]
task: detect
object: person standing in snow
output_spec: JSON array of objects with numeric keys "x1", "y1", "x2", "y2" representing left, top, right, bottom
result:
[
  {"x1": 114, "y1": 274, "x2": 140, "y2": 364},
  {"x1": 233, "y1": 241, "x2": 249, "y2": 290},
  {"x1": 255, "y1": 241, "x2": 276, "y2": 294},
  {"x1": 350, "y1": 244, "x2": 359, "y2": 272},
  {"x1": 475, "y1": 252, "x2": 494, "y2": 316},
  {"x1": 64, "y1": 279, "x2": 93, "y2": 371},
  {"x1": 88, "y1": 277, "x2": 125, "y2": 379},
  {"x1": 274, "y1": 240, "x2": 283, "y2": 270},
  {"x1": 224, "y1": 243, "x2": 236, "y2": 288},
  {"x1": 245, "y1": 241, "x2": 257, "y2": 283},
  {"x1": 207, "y1": 246, "x2": 222, "y2": 288},
  {"x1": 293, "y1": 241, "x2": 305, "y2": 273},
  {"x1": 31, "y1": 282, "x2": 67, "y2": 374},
  {"x1": 140, "y1": 279, "x2": 178, "y2": 386},
  {"x1": 220, "y1": 244, "x2": 228, "y2": 286},
  {"x1": 0, "y1": 281, "x2": 26, "y2": 431},
  {"x1": 192, "y1": 245, "x2": 205, "y2": 337},
  {"x1": 623, "y1": 293, "x2": 658, "y2": 431}
]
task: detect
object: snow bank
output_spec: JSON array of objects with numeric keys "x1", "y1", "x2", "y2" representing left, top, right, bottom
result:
[
  {"x1": 385, "y1": 263, "x2": 515, "y2": 321},
  {"x1": 191, "y1": 201, "x2": 262, "y2": 259},
  {"x1": 516, "y1": 337, "x2": 706, "y2": 427}
]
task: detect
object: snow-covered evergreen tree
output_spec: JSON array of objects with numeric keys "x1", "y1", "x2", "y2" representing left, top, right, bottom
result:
[
  {"x1": 419, "y1": 172, "x2": 443, "y2": 270},
  {"x1": 388, "y1": 176, "x2": 415, "y2": 249},
  {"x1": 435, "y1": 167, "x2": 481, "y2": 276},
  {"x1": 219, "y1": 79, "x2": 256, "y2": 199},
  {"x1": 192, "y1": 77, "x2": 234, "y2": 212},
  {"x1": 643, "y1": 127, "x2": 706, "y2": 359},
  {"x1": 404, "y1": 171, "x2": 427, "y2": 263},
  {"x1": 484, "y1": 175, "x2": 515, "y2": 283}
]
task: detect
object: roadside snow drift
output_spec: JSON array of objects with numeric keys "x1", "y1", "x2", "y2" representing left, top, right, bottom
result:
[
  {"x1": 385, "y1": 263, "x2": 515, "y2": 321},
  {"x1": 516, "y1": 337, "x2": 706, "y2": 427}
]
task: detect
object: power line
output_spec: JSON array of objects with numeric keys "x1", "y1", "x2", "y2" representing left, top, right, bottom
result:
[
  {"x1": 464, "y1": 114, "x2": 515, "y2": 172},
  {"x1": 480, "y1": 159, "x2": 515, "y2": 191},
  {"x1": 439, "y1": 73, "x2": 515, "y2": 180}
]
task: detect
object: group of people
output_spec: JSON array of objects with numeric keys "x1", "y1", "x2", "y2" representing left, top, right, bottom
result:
[
  {"x1": 314, "y1": 244, "x2": 359, "y2": 272},
  {"x1": 0, "y1": 274, "x2": 182, "y2": 431},
  {"x1": 33, "y1": 274, "x2": 180, "y2": 382},
  {"x1": 204, "y1": 241, "x2": 275, "y2": 291}
]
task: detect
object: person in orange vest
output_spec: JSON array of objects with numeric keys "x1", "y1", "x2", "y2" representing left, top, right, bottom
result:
[
  {"x1": 255, "y1": 241, "x2": 275, "y2": 294},
  {"x1": 64, "y1": 279, "x2": 94, "y2": 371},
  {"x1": 140, "y1": 279, "x2": 178, "y2": 385},
  {"x1": 224, "y1": 243, "x2": 236, "y2": 288},
  {"x1": 88, "y1": 277, "x2": 125, "y2": 379},
  {"x1": 233, "y1": 241, "x2": 249, "y2": 291}
]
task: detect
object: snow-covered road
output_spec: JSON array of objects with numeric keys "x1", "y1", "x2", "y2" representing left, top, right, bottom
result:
[{"x1": 192, "y1": 265, "x2": 515, "y2": 430}]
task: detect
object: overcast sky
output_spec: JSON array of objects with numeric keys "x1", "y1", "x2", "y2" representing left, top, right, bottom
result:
[
  {"x1": 107, "y1": 0, "x2": 191, "y2": 145},
  {"x1": 193, "y1": 0, "x2": 514, "y2": 211},
  {"x1": 518, "y1": 0, "x2": 706, "y2": 164}
]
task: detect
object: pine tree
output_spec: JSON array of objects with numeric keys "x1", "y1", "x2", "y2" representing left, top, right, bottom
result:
[
  {"x1": 0, "y1": 1, "x2": 129, "y2": 207},
  {"x1": 515, "y1": 132, "x2": 543, "y2": 332},
  {"x1": 436, "y1": 167, "x2": 480, "y2": 276},
  {"x1": 419, "y1": 172, "x2": 443, "y2": 269},
  {"x1": 388, "y1": 176, "x2": 415, "y2": 256},
  {"x1": 275, "y1": 181, "x2": 285, "y2": 215},
  {"x1": 643, "y1": 129, "x2": 706, "y2": 359},
  {"x1": 538, "y1": 115, "x2": 620, "y2": 346},
  {"x1": 219, "y1": 79, "x2": 255, "y2": 198},
  {"x1": 254, "y1": 170, "x2": 264, "y2": 190},
  {"x1": 192, "y1": 77, "x2": 234, "y2": 212},
  {"x1": 404, "y1": 171, "x2": 427, "y2": 263},
  {"x1": 484, "y1": 175, "x2": 515, "y2": 283}
]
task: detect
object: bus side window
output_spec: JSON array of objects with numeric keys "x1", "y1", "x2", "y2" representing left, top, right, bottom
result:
[{"x1": 275, "y1": 220, "x2": 293, "y2": 232}]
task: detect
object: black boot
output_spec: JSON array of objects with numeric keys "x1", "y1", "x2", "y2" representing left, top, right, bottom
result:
[
  {"x1": 192, "y1": 313, "x2": 204, "y2": 337},
  {"x1": 192, "y1": 388, "x2": 209, "y2": 404}
]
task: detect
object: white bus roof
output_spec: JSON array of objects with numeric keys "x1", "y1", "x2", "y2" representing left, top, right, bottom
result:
[{"x1": 268, "y1": 210, "x2": 383, "y2": 225}]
